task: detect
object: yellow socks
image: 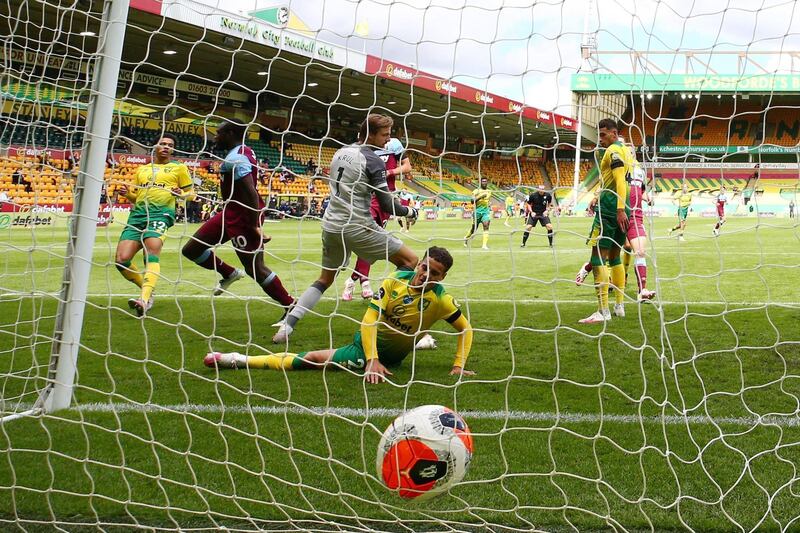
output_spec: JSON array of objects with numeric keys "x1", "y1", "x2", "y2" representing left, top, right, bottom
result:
[
  {"x1": 247, "y1": 353, "x2": 300, "y2": 370},
  {"x1": 622, "y1": 250, "x2": 632, "y2": 287},
  {"x1": 591, "y1": 257, "x2": 609, "y2": 311},
  {"x1": 116, "y1": 260, "x2": 143, "y2": 288},
  {"x1": 482, "y1": 231, "x2": 489, "y2": 248},
  {"x1": 140, "y1": 257, "x2": 160, "y2": 302},
  {"x1": 609, "y1": 259, "x2": 626, "y2": 305}
]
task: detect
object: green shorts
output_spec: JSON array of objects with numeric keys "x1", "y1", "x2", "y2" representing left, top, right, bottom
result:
[
  {"x1": 678, "y1": 206, "x2": 689, "y2": 220},
  {"x1": 475, "y1": 206, "x2": 491, "y2": 224},
  {"x1": 586, "y1": 214, "x2": 626, "y2": 250},
  {"x1": 327, "y1": 332, "x2": 407, "y2": 371},
  {"x1": 328, "y1": 333, "x2": 368, "y2": 371},
  {"x1": 119, "y1": 206, "x2": 175, "y2": 242}
]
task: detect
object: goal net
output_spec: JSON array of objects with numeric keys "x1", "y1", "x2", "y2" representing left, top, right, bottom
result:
[{"x1": 2, "y1": 0, "x2": 800, "y2": 530}]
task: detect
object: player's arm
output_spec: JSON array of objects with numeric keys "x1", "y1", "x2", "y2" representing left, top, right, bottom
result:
[
  {"x1": 361, "y1": 282, "x2": 393, "y2": 384},
  {"x1": 361, "y1": 305, "x2": 380, "y2": 362},
  {"x1": 118, "y1": 182, "x2": 137, "y2": 202},
  {"x1": 609, "y1": 151, "x2": 627, "y2": 210},
  {"x1": 448, "y1": 314, "x2": 474, "y2": 376},
  {"x1": 609, "y1": 149, "x2": 629, "y2": 231},
  {"x1": 172, "y1": 165, "x2": 196, "y2": 201},
  {"x1": 367, "y1": 153, "x2": 412, "y2": 217},
  {"x1": 224, "y1": 155, "x2": 261, "y2": 224},
  {"x1": 388, "y1": 156, "x2": 412, "y2": 179},
  {"x1": 233, "y1": 175, "x2": 261, "y2": 224}
]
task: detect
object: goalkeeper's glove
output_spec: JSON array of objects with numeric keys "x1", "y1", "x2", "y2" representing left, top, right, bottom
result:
[{"x1": 406, "y1": 207, "x2": 419, "y2": 221}]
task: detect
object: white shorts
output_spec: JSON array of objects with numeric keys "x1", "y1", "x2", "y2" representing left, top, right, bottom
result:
[{"x1": 321, "y1": 225, "x2": 403, "y2": 270}]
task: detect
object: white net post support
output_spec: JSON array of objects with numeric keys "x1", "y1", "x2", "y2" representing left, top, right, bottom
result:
[
  {"x1": 38, "y1": 0, "x2": 131, "y2": 415},
  {"x1": 571, "y1": 93, "x2": 584, "y2": 205}
]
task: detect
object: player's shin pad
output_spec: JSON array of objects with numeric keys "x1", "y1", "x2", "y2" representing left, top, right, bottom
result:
[
  {"x1": 116, "y1": 260, "x2": 144, "y2": 288},
  {"x1": 141, "y1": 257, "x2": 160, "y2": 301},
  {"x1": 591, "y1": 257, "x2": 609, "y2": 310},
  {"x1": 609, "y1": 258, "x2": 625, "y2": 306}
]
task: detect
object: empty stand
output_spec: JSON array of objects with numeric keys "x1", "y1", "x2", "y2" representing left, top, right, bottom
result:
[{"x1": 626, "y1": 101, "x2": 800, "y2": 147}]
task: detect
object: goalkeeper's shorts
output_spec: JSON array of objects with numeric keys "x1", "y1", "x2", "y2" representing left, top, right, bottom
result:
[{"x1": 320, "y1": 224, "x2": 402, "y2": 270}]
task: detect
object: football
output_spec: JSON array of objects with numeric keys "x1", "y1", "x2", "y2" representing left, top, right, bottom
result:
[{"x1": 376, "y1": 405, "x2": 473, "y2": 500}]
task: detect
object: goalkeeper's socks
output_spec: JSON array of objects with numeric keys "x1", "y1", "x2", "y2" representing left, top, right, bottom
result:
[
  {"x1": 522, "y1": 230, "x2": 530, "y2": 245},
  {"x1": 609, "y1": 258, "x2": 625, "y2": 306},
  {"x1": 117, "y1": 260, "x2": 144, "y2": 288},
  {"x1": 140, "y1": 257, "x2": 160, "y2": 302},
  {"x1": 192, "y1": 248, "x2": 235, "y2": 278},
  {"x1": 248, "y1": 353, "x2": 304, "y2": 370},
  {"x1": 547, "y1": 229, "x2": 553, "y2": 246},
  {"x1": 286, "y1": 281, "x2": 327, "y2": 329},
  {"x1": 259, "y1": 272, "x2": 294, "y2": 306}
]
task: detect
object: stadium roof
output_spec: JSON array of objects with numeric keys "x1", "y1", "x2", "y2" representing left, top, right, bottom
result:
[
  {"x1": 5, "y1": 0, "x2": 578, "y2": 149},
  {"x1": 571, "y1": 73, "x2": 800, "y2": 94}
]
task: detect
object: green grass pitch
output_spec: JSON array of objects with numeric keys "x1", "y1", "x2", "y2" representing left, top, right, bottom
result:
[{"x1": 1, "y1": 214, "x2": 800, "y2": 531}]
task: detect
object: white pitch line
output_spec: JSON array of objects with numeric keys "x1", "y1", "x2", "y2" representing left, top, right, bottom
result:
[
  {"x1": 0, "y1": 292, "x2": 794, "y2": 307},
  {"x1": 35, "y1": 402, "x2": 800, "y2": 429}
]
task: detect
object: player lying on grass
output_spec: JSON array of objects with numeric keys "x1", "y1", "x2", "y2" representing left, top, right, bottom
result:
[{"x1": 206, "y1": 247, "x2": 474, "y2": 384}]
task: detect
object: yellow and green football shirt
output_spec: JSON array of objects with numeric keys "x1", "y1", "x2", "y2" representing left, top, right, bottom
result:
[
  {"x1": 598, "y1": 141, "x2": 633, "y2": 217},
  {"x1": 367, "y1": 270, "x2": 462, "y2": 363},
  {"x1": 130, "y1": 162, "x2": 192, "y2": 214},
  {"x1": 678, "y1": 191, "x2": 692, "y2": 207},
  {"x1": 472, "y1": 187, "x2": 492, "y2": 210},
  {"x1": 505, "y1": 196, "x2": 514, "y2": 209}
]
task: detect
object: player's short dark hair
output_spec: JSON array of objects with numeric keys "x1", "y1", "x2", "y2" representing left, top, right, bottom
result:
[
  {"x1": 159, "y1": 133, "x2": 177, "y2": 145},
  {"x1": 218, "y1": 120, "x2": 248, "y2": 140},
  {"x1": 424, "y1": 246, "x2": 453, "y2": 272},
  {"x1": 598, "y1": 118, "x2": 620, "y2": 131},
  {"x1": 359, "y1": 113, "x2": 394, "y2": 142}
]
